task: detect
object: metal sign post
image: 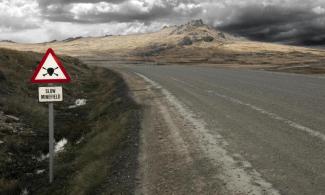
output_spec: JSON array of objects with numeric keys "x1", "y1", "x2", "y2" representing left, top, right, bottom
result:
[
  {"x1": 49, "y1": 102, "x2": 54, "y2": 183},
  {"x1": 39, "y1": 86, "x2": 63, "y2": 184},
  {"x1": 31, "y1": 48, "x2": 71, "y2": 184}
]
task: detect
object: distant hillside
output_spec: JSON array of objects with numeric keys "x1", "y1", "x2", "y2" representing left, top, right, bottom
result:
[{"x1": 0, "y1": 20, "x2": 325, "y2": 74}]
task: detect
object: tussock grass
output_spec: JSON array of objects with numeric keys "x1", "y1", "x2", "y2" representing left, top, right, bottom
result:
[
  {"x1": 0, "y1": 48, "x2": 140, "y2": 194},
  {"x1": 0, "y1": 179, "x2": 20, "y2": 194}
]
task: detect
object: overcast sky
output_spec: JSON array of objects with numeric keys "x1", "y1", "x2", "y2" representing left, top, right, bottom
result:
[{"x1": 0, "y1": 0, "x2": 324, "y2": 45}]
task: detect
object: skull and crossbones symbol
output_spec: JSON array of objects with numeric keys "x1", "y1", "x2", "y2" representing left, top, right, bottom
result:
[{"x1": 42, "y1": 67, "x2": 59, "y2": 77}]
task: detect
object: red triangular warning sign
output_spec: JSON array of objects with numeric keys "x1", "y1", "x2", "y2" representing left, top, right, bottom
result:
[{"x1": 31, "y1": 48, "x2": 71, "y2": 83}]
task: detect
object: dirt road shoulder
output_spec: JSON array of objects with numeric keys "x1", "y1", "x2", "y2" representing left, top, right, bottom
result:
[{"x1": 114, "y1": 66, "x2": 280, "y2": 195}]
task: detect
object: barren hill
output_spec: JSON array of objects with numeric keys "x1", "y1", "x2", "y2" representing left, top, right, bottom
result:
[{"x1": 1, "y1": 19, "x2": 325, "y2": 73}]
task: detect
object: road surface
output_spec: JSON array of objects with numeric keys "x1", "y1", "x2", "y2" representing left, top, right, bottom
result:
[{"x1": 112, "y1": 64, "x2": 325, "y2": 195}]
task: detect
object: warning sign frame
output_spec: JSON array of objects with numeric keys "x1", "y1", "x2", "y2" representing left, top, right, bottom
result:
[{"x1": 31, "y1": 48, "x2": 71, "y2": 84}]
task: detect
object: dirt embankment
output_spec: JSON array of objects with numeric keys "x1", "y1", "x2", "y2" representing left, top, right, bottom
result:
[{"x1": 0, "y1": 48, "x2": 140, "y2": 194}]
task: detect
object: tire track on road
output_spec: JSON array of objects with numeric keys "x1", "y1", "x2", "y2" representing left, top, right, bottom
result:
[{"x1": 137, "y1": 72, "x2": 280, "y2": 195}]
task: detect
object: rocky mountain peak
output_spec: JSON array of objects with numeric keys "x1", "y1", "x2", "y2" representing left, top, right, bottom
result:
[
  {"x1": 166, "y1": 19, "x2": 242, "y2": 45},
  {"x1": 187, "y1": 19, "x2": 204, "y2": 27}
]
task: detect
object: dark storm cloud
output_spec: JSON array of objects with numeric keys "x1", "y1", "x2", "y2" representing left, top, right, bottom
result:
[
  {"x1": 72, "y1": 3, "x2": 201, "y2": 24},
  {"x1": 35, "y1": 0, "x2": 325, "y2": 45},
  {"x1": 38, "y1": 0, "x2": 125, "y2": 8},
  {"x1": 39, "y1": 0, "x2": 202, "y2": 24},
  {"x1": 37, "y1": 0, "x2": 130, "y2": 22},
  {"x1": 72, "y1": 5, "x2": 174, "y2": 23},
  {"x1": 1, "y1": 0, "x2": 325, "y2": 45},
  {"x1": 43, "y1": 3, "x2": 172, "y2": 23},
  {"x1": 218, "y1": 4, "x2": 325, "y2": 45}
]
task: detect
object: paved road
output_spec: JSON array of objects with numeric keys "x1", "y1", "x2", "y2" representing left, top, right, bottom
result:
[{"x1": 124, "y1": 65, "x2": 325, "y2": 195}]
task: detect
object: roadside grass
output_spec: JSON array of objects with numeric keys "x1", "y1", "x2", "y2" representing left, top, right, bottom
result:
[
  {"x1": 2, "y1": 96, "x2": 48, "y2": 129},
  {"x1": 0, "y1": 179, "x2": 20, "y2": 194},
  {"x1": 34, "y1": 70, "x2": 140, "y2": 195},
  {"x1": 0, "y1": 48, "x2": 140, "y2": 194},
  {"x1": 69, "y1": 118, "x2": 126, "y2": 194}
]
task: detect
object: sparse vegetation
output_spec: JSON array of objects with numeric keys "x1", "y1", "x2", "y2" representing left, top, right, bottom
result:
[
  {"x1": 0, "y1": 20, "x2": 324, "y2": 74},
  {"x1": 202, "y1": 36, "x2": 214, "y2": 42},
  {"x1": 0, "y1": 48, "x2": 140, "y2": 194},
  {"x1": 178, "y1": 36, "x2": 193, "y2": 46}
]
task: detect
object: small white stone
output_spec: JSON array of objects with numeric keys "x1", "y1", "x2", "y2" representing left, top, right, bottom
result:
[
  {"x1": 76, "y1": 137, "x2": 84, "y2": 144},
  {"x1": 55, "y1": 138, "x2": 68, "y2": 153},
  {"x1": 68, "y1": 99, "x2": 87, "y2": 109},
  {"x1": 21, "y1": 188, "x2": 29, "y2": 195},
  {"x1": 36, "y1": 169, "x2": 45, "y2": 174},
  {"x1": 6, "y1": 115, "x2": 19, "y2": 121},
  {"x1": 37, "y1": 153, "x2": 49, "y2": 162},
  {"x1": 75, "y1": 99, "x2": 87, "y2": 106}
]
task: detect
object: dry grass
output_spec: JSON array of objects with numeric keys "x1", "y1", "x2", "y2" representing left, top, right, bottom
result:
[
  {"x1": 0, "y1": 179, "x2": 20, "y2": 194},
  {"x1": 0, "y1": 22, "x2": 324, "y2": 74},
  {"x1": 0, "y1": 48, "x2": 140, "y2": 194}
]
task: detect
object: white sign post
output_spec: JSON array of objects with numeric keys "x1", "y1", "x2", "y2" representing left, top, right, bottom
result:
[
  {"x1": 48, "y1": 101, "x2": 54, "y2": 183},
  {"x1": 38, "y1": 86, "x2": 63, "y2": 183},
  {"x1": 31, "y1": 48, "x2": 71, "y2": 184}
]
